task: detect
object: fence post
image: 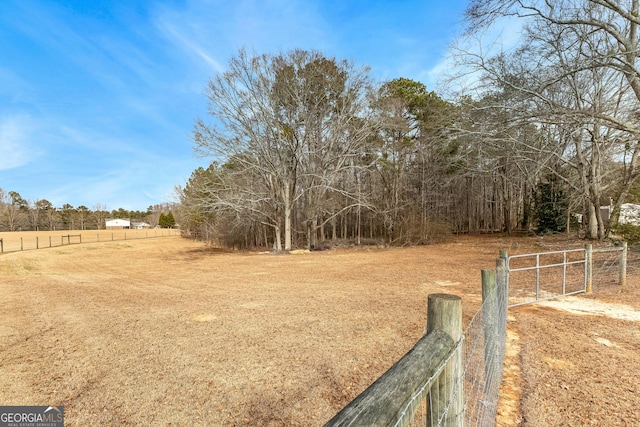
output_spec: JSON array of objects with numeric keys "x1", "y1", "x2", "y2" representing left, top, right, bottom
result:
[
  {"x1": 36, "y1": 236, "x2": 39, "y2": 249},
  {"x1": 482, "y1": 269, "x2": 498, "y2": 373},
  {"x1": 619, "y1": 241, "x2": 627, "y2": 287},
  {"x1": 498, "y1": 248, "x2": 509, "y2": 302},
  {"x1": 49, "y1": 236, "x2": 52, "y2": 247},
  {"x1": 324, "y1": 295, "x2": 457, "y2": 427},
  {"x1": 585, "y1": 244, "x2": 593, "y2": 294},
  {"x1": 21, "y1": 237, "x2": 23, "y2": 251},
  {"x1": 496, "y1": 257, "x2": 508, "y2": 359},
  {"x1": 427, "y1": 294, "x2": 463, "y2": 427},
  {"x1": 0, "y1": 238, "x2": 3, "y2": 253}
]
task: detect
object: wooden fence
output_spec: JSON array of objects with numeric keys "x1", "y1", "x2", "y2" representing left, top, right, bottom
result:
[
  {"x1": 324, "y1": 294, "x2": 463, "y2": 427},
  {"x1": 325, "y1": 242, "x2": 630, "y2": 426},
  {"x1": 325, "y1": 257, "x2": 511, "y2": 427}
]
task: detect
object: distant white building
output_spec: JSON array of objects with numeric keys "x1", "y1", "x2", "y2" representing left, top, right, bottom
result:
[
  {"x1": 131, "y1": 221, "x2": 151, "y2": 229},
  {"x1": 619, "y1": 204, "x2": 640, "y2": 226},
  {"x1": 105, "y1": 218, "x2": 130, "y2": 229},
  {"x1": 600, "y1": 204, "x2": 640, "y2": 226}
]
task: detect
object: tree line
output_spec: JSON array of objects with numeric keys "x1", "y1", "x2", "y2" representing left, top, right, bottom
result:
[
  {"x1": 0, "y1": 189, "x2": 179, "y2": 231},
  {"x1": 179, "y1": 4, "x2": 640, "y2": 250},
  {"x1": 460, "y1": 0, "x2": 640, "y2": 240}
]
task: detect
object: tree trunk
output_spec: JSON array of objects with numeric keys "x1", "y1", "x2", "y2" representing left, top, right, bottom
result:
[
  {"x1": 283, "y1": 181, "x2": 292, "y2": 251},
  {"x1": 331, "y1": 216, "x2": 337, "y2": 241},
  {"x1": 274, "y1": 224, "x2": 282, "y2": 252},
  {"x1": 585, "y1": 202, "x2": 598, "y2": 240}
]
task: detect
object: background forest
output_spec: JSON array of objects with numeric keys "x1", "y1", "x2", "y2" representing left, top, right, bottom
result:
[
  {"x1": 0, "y1": 189, "x2": 178, "y2": 231},
  {"x1": 180, "y1": 0, "x2": 640, "y2": 251}
]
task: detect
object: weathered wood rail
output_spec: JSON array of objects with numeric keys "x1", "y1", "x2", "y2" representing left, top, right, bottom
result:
[{"x1": 325, "y1": 294, "x2": 462, "y2": 427}]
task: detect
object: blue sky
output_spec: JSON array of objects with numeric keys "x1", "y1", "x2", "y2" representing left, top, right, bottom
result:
[{"x1": 0, "y1": 0, "x2": 469, "y2": 211}]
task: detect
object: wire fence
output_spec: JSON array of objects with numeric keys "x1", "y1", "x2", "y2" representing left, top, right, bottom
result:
[
  {"x1": 328, "y1": 240, "x2": 633, "y2": 427},
  {"x1": 0, "y1": 229, "x2": 180, "y2": 254},
  {"x1": 393, "y1": 340, "x2": 462, "y2": 427},
  {"x1": 591, "y1": 243, "x2": 639, "y2": 290},
  {"x1": 460, "y1": 290, "x2": 507, "y2": 426},
  {"x1": 326, "y1": 267, "x2": 509, "y2": 427},
  {"x1": 394, "y1": 268, "x2": 509, "y2": 427}
]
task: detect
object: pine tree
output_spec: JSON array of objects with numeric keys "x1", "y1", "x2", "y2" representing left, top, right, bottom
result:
[
  {"x1": 535, "y1": 175, "x2": 567, "y2": 234},
  {"x1": 166, "y1": 212, "x2": 176, "y2": 228},
  {"x1": 158, "y1": 212, "x2": 167, "y2": 228}
]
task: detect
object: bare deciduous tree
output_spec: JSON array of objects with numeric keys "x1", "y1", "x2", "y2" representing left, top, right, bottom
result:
[
  {"x1": 193, "y1": 49, "x2": 375, "y2": 250},
  {"x1": 460, "y1": 0, "x2": 640, "y2": 238}
]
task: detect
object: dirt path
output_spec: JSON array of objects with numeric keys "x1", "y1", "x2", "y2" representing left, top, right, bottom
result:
[
  {"x1": 500, "y1": 293, "x2": 640, "y2": 426},
  {"x1": 497, "y1": 293, "x2": 640, "y2": 426},
  {"x1": 538, "y1": 296, "x2": 640, "y2": 321}
]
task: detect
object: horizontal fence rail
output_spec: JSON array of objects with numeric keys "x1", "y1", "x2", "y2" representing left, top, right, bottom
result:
[
  {"x1": 325, "y1": 294, "x2": 462, "y2": 427},
  {"x1": 0, "y1": 229, "x2": 180, "y2": 254},
  {"x1": 506, "y1": 248, "x2": 587, "y2": 307},
  {"x1": 327, "y1": 242, "x2": 631, "y2": 427},
  {"x1": 325, "y1": 329, "x2": 456, "y2": 427},
  {"x1": 326, "y1": 265, "x2": 509, "y2": 427},
  {"x1": 505, "y1": 243, "x2": 629, "y2": 307}
]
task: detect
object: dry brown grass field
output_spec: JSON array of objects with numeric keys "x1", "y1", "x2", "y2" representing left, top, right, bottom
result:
[
  {"x1": 1, "y1": 233, "x2": 638, "y2": 426},
  {"x1": 0, "y1": 229, "x2": 178, "y2": 253}
]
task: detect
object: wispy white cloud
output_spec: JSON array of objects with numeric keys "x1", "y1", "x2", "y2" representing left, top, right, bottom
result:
[
  {"x1": 34, "y1": 129, "x2": 200, "y2": 209},
  {"x1": 158, "y1": 21, "x2": 225, "y2": 74},
  {"x1": 0, "y1": 68, "x2": 35, "y2": 104},
  {"x1": 44, "y1": 172, "x2": 125, "y2": 209},
  {"x1": 153, "y1": 8, "x2": 226, "y2": 76},
  {"x1": 153, "y1": 0, "x2": 332, "y2": 76},
  {"x1": 0, "y1": 0, "x2": 474, "y2": 209},
  {"x1": 226, "y1": 0, "x2": 328, "y2": 50},
  {"x1": 42, "y1": 159, "x2": 159, "y2": 209},
  {"x1": 56, "y1": 125, "x2": 137, "y2": 154},
  {"x1": 0, "y1": 115, "x2": 42, "y2": 170},
  {"x1": 426, "y1": 15, "x2": 525, "y2": 95}
]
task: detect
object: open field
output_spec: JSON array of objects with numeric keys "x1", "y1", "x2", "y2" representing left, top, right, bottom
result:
[
  {"x1": 0, "y1": 229, "x2": 179, "y2": 253},
  {"x1": 1, "y1": 234, "x2": 639, "y2": 425}
]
